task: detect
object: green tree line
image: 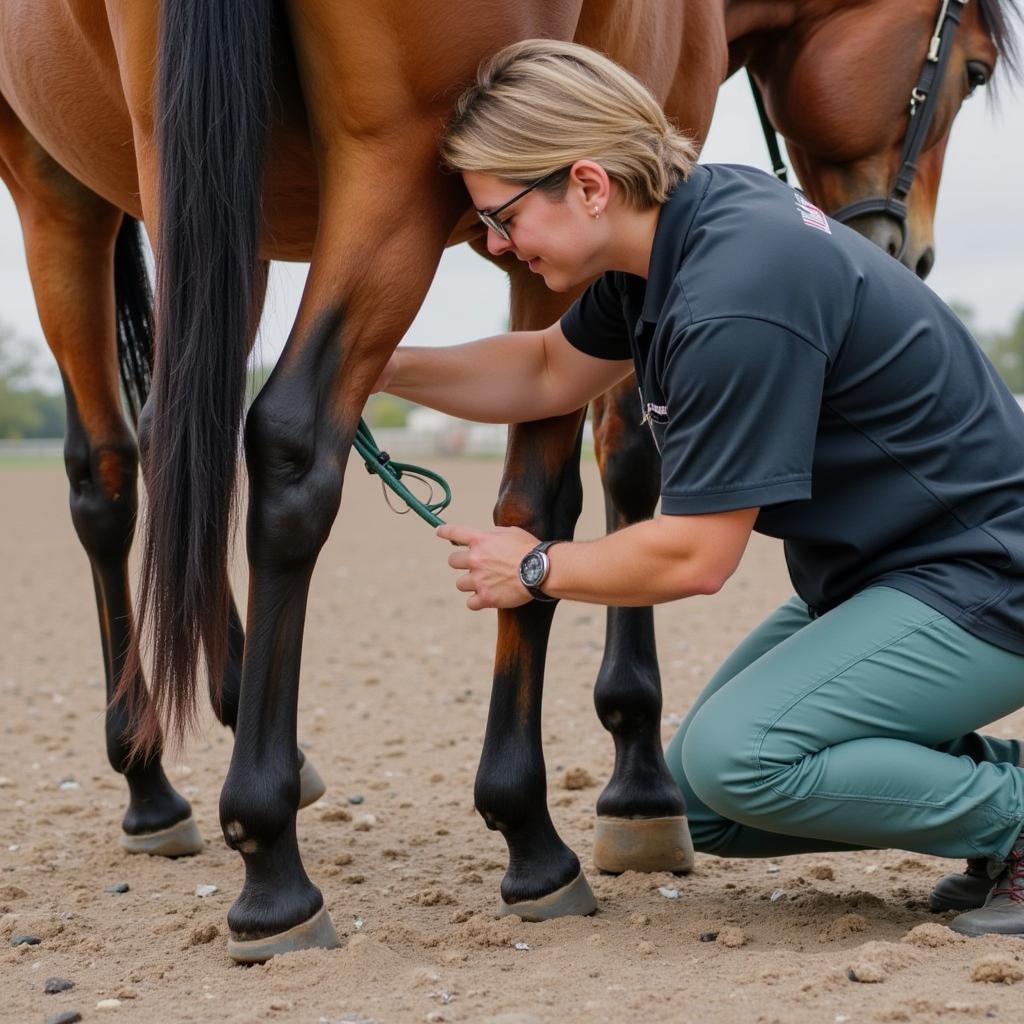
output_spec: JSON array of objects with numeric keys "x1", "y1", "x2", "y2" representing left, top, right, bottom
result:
[{"x1": 3, "y1": 307, "x2": 1024, "y2": 440}]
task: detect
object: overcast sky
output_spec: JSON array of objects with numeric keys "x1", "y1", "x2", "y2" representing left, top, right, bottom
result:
[{"x1": 1, "y1": 68, "x2": 1021, "y2": 389}]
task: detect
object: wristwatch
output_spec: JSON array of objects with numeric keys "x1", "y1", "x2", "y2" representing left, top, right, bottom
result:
[{"x1": 518, "y1": 540, "x2": 560, "y2": 602}]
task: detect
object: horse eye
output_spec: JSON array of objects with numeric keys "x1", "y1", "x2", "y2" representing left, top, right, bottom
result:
[{"x1": 966, "y1": 61, "x2": 990, "y2": 94}]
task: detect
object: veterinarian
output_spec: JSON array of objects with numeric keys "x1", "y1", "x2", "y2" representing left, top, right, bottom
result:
[{"x1": 373, "y1": 40, "x2": 1024, "y2": 936}]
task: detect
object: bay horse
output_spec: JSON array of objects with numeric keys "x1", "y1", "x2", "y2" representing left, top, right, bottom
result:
[{"x1": 0, "y1": 0, "x2": 1013, "y2": 961}]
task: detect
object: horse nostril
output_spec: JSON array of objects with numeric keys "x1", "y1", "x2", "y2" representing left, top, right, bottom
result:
[
  {"x1": 887, "y1": 238, "x2": 899, "y2": 258},
  {"x1": 915, "y1": 247, "x2": 935, "y2": 280}
]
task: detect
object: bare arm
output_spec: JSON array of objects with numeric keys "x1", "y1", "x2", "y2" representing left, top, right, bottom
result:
[
  {"x1": 379, "y1": 320, "x2": 633, "y2": 423},
  {"x1": 437, "y1": 507, "x2": 760, "y2": 610}
]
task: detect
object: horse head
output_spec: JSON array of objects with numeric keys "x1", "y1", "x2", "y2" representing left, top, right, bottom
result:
[{"x1": 744, "y1": 0, "x2": 1017, "y2": 279}]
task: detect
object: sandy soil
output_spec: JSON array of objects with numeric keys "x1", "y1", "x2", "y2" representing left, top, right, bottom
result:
[{"x1": 2, "y1": 457, "x2": 1024, "y2": 1024}]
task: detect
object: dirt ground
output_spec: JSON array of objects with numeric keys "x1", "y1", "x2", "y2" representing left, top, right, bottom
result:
[{"x1": 2, "y1": 457, "x2": 1024, "y2": 1024}]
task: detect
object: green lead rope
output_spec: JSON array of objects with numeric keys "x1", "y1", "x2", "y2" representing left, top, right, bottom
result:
[{"x1": 353, "y1": 418, "x2": 452, "y2": 527}]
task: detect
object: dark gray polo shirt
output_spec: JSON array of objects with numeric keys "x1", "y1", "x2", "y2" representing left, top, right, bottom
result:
[{"x1": 561, "y1": 163, "x2": 1024, "y2": 655}]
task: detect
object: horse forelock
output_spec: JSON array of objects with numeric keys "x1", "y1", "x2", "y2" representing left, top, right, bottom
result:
[{"x1": 979, "y1": 0, "x2": 1022, "y2": 80}]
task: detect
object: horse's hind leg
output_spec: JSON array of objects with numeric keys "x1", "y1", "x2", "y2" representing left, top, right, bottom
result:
[
  {"x1": 471, "y1": 264, "x2": 595, "y2": 919},
  {"x1": 218, "y1": 138, "x2": 464, "y2": 961},
  {"x1": 589, "y1": 384, "x2": 692, "y2": 874},
  {"x1": 0, "y1": 105, "x2": 200, "y2": 854}
]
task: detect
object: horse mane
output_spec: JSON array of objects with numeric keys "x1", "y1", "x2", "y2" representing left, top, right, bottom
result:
[{"x1": 979, "y1": 0, "x2": 1022, "y2": 81}]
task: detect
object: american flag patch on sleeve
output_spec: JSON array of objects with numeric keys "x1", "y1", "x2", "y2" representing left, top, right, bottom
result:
[{"x1": 794, "y1": 192, "x2": 831, "y2": 234}]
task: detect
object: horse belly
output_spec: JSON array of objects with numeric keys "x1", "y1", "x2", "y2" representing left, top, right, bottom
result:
[{"x1": 0, "y1": 0, "x2": 141, "y2": 212}]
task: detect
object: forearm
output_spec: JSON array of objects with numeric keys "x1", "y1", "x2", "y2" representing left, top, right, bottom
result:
[
  {"x1": 543, "y1": 518, "x2": 723, "y2": 605},
  {"x1": 385, "y1": 332, "x2": 556, "y2": 423}
]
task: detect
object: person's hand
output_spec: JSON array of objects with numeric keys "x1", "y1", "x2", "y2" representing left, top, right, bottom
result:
[
  {"x1": 436, "y1": 523, "x2": 539, "y2": 610},
  {"x1": 372, "y1": 351, "x2": 401, "y2": 394}
]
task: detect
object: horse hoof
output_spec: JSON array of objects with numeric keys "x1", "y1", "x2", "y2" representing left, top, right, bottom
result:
[
  {"x1": 298, "y1": 755, "x2": 327, "y2": 809},
  {"x1": 120, "y1": 814, "x2": 204, "y2": 858},
  {"x1": 497, "y1": 870, "x2": 598, "y2": 921},
  {"x1": 227, "y1": 905, "x2": 340, "y2": 963},
  {"x1": 593, "y1": 815, "x2": 694, "y2": 875}
]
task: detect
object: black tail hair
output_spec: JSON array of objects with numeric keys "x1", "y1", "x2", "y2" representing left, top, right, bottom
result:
[{"x1": 119, "y1": 0, "x2": 273, "y2": 757}]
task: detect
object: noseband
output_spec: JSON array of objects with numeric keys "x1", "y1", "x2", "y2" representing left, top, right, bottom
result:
[{"x1": 749, "y1": 0, "x2": 968, "y2": 260}]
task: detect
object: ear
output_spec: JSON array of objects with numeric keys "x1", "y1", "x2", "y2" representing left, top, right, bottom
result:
[{"x1": 567, "y1": 160, "x2": 612, "y2": 215}]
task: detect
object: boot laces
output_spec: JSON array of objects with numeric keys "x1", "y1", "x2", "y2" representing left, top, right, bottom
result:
[{"x1": 991, "y1": 847, "x2": 1024, "y2": 903}]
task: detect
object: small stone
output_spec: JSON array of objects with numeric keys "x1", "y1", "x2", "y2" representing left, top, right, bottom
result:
[
  {"x1": 766, "y1": 863, "x2": 781, "y2": 874},
  {"x1": 770, "y1": 889, "x2": 786, "y2": 902},
  {"x1": 115, "y1": 989, "x2": 137, "y2": 1000},
  {"x1": 637, "y1": 940, "x2": 655, "y2": 956},
  {"x1": 58, "y1": 779, "x2": 79, "y2": 791},
  {"x1": 105, "y1": 882, "x2": 130, "y2": 894},
  {"x1": 195, "y1": 884, "x2": 218, "y2": 898},
  {"x1": 864, "y1": 864, "x2": 879, "y2": 874},
  {"x1": 354, "y1": 917, "x2": 364, "y2": 930},
  {"x1": 658, "y1": 887, "x2": 680, "y2": 900},
  {"x1": 808, "y1": 864, "x2": 835, "y2": 881},
  {"x1": 347, "y1": 794, "x2": 365, "y2": 805},
  {"x1": 562, "y1": 768, "x2": 596, "y2": 791},
  {"x1": 426, "y1": 1013, "x2": 446, "y2": 1023},
  {"x1": 44, "y1": 977, "x2": 75, "y2": 994},
  {"x1": 716, "y1": 927, "x2": 746, "y2": 948},
  {"x1": 333, "y1": 852, "x2": 354, "y2": 866},
  {"x1": 699, "y1": 931, "x2": 719, "y2": 942},
  {"x1": 46, "y1": 1012, "x2": 83, "y2": 1024},
  {"x1": 627, "y1": 912, "x2": 650, "y2": 928},
  {"x1": 10, "y1": 934, "x2": 41, "y2": 946},
  {"x1": 514, "y1": 942, "x2": 530, "y2": 951},
  {"x1": 353, "y1": 813, "x2": 377, "y2": 831},
  {"x1": 0, "y1": 778, "x2": 10, "y2": 787},
  {"x1": 971, "y1": 955, "x2": 1024, "y2": 984},
  {"x1": 96, "y1": 998, "x2": 122, "y2": 1009}
]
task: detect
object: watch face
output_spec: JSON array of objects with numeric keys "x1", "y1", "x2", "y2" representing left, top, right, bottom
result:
[{"x1": 521, "y1": 551, "x2": 546, "y2": 587}]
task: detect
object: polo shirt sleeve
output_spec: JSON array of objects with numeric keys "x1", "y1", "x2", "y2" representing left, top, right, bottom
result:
[
  {"x1": 559, "y1": 272, "x2": 632, "y2": 360},
  {"x1": 659, "y1": 316, "x2": 827, "y2": 515}
]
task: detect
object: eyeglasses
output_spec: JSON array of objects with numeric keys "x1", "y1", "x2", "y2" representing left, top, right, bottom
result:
[{"x1": 475, "y1": 167, "x2": 569, "y2": 241}]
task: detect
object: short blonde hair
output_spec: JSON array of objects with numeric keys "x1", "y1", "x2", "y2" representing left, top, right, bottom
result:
[{"x1": 441, "y1": 39, "x2": 697, "y2": 209}]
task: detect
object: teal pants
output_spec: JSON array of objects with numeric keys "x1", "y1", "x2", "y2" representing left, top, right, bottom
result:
[{"x1": 664, "y1": 587, "x2": 1024, "y2": 861}]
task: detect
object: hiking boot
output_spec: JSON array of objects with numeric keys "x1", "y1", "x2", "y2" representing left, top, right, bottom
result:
[
  {"x1": 950, "y1": 838, "x2": 1024, "y2": 936},
  {"x1": 929, "y1": 857, "x2": 997, "y2": 913}
]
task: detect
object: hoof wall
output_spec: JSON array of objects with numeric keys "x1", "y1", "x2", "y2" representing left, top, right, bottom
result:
[
  {"x1": 498, "y1": 870, "x2": 597, "y2": 922},
  {"x1": 120, "y1": 814, "x2": 203, "y2": 858},
  {"x1": 228, "y1": 905, "x2": 340, "y2": 963},
  {"x1": 593, "y1": 815, "x2": 694, "y2": 875},
  {"x1": 298, "y1": 755, "x2": 327, "y2": 810}
]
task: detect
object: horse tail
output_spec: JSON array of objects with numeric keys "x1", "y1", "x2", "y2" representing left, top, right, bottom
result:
[
  {"x1": 113, "y1": 215, "x2": 153, "y2": 427},
  {"x1": 121, "y1": 0, "x2": 273, "y2": 758}
]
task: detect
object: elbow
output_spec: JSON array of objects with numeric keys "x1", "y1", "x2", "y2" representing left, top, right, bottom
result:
[
  {"x1": 671, "y1": 562, "x2": 734, "y2": 600},
  {"x1": 696, "y1": 569, "x2": 730, "y2": 596}
]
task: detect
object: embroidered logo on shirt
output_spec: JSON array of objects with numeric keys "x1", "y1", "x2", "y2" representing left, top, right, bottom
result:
[{"x1": 794, "y1": 192, "x2": 831, "y2": 234}]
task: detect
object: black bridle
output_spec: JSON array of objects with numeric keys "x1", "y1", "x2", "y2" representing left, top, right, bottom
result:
[{"x1": 749, "y1": 0, "x2": 968, "y2": 260}]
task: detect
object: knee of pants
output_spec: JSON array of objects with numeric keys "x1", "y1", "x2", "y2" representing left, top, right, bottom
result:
[{"x1": 680, "y1": 697, "x2": 766, "y2": 824}]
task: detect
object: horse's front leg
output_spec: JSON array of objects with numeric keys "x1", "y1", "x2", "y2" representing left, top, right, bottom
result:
[
  {"x1": 469, "y1": 264, "x2": 595, "y2": 919},
  {"x1": 589, "y1": 381, "x2": 692, "y2": 874}
]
